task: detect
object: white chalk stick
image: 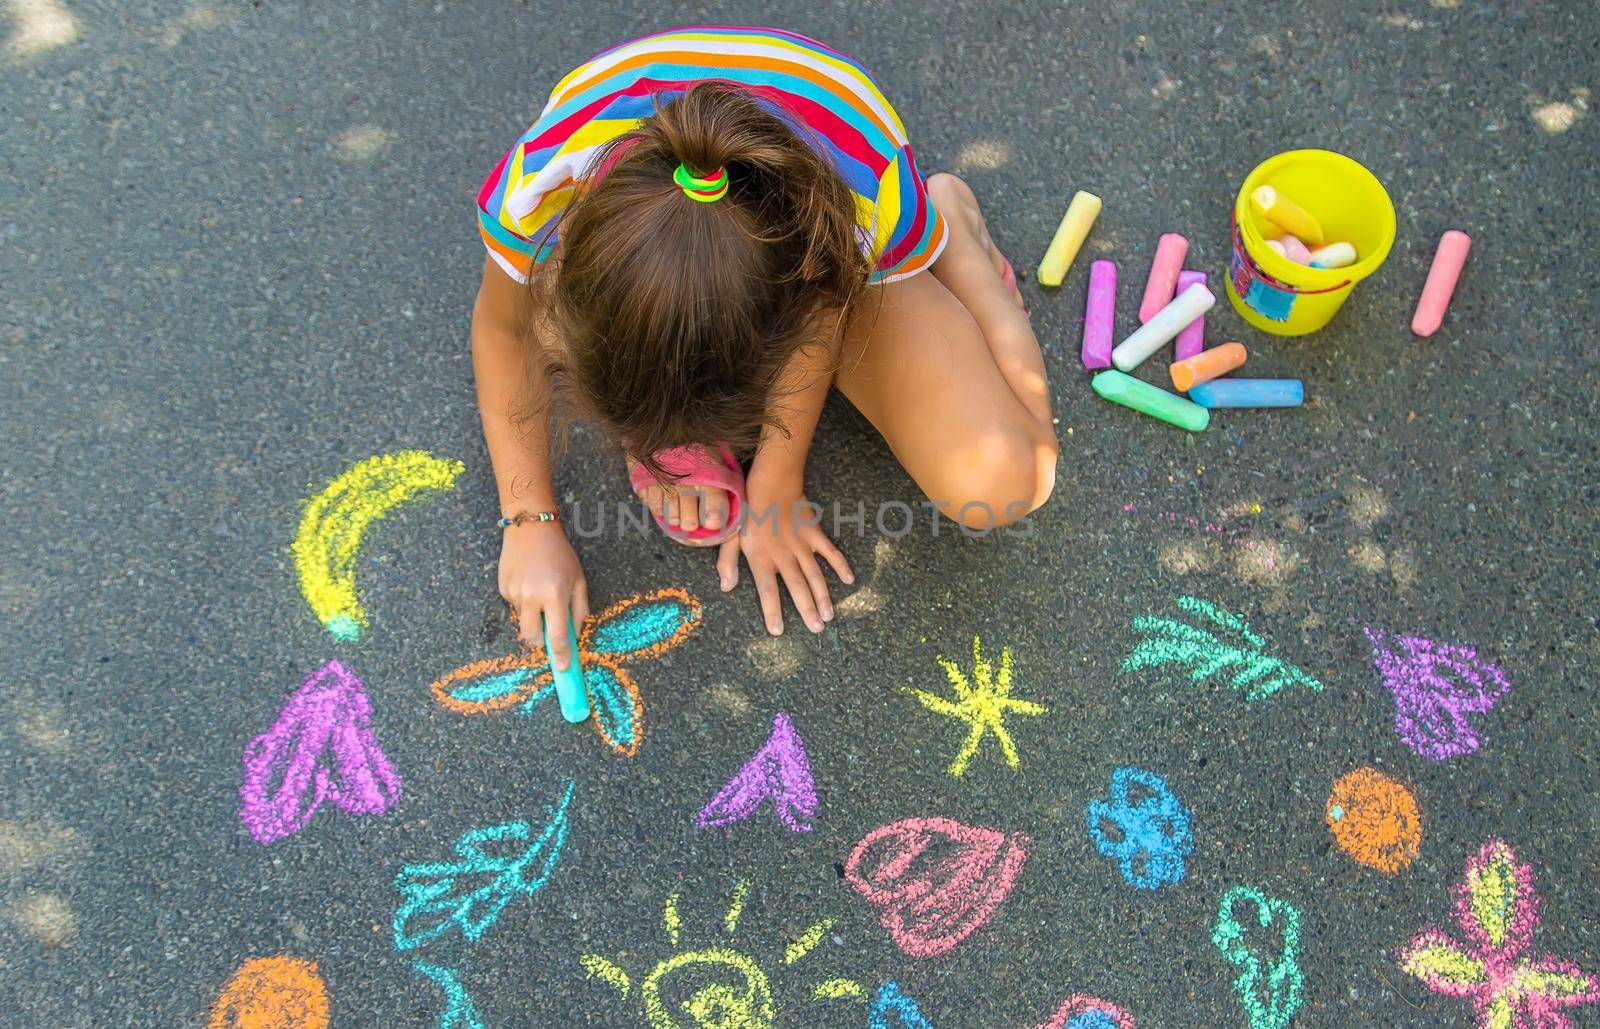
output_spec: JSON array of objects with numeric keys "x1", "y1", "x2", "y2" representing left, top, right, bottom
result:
[{"x1": 1111, "y1": 282, "x2": 1217, "y2": 372}]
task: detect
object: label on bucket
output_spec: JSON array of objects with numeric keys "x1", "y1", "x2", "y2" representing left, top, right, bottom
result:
[{"x1": 1230, "y1": 248, "x2": 1296, "y2": 322}]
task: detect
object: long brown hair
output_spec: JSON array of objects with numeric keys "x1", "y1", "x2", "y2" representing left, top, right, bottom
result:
[{"x1": 522, "y1": 81, "x2": 869, "y2": 482}]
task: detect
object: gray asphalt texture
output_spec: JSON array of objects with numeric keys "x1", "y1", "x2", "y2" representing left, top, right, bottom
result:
[{"x1": 3, "y1": 1, "x2": 1598, "y2": 1026}]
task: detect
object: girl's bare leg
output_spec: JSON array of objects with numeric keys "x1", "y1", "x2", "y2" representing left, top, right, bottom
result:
[{"x1": 835, "y1": 173, "x2": 1058, "y2": 528}]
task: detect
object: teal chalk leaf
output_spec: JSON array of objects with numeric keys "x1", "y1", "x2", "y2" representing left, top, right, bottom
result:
[{"x1": 1124, "y1": 596, "x2": 1320, "y2": 702}]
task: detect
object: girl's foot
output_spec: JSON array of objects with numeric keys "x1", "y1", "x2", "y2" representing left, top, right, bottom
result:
[
  {"x1": 926, "y1": 172, "x2": 1027, "y2": 313},
  {"x1": 625, "y1": 452, "x2": 730, "y2": 542}
]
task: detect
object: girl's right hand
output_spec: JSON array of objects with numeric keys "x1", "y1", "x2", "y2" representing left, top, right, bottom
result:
[{"x1": 498, "y1": 520, "x2": 590, "y2": 672}]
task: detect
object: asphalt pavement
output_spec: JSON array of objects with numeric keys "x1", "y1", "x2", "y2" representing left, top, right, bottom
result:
[{"x1": 2, "y1": 1, "x2": 1598, "y2": 1025}]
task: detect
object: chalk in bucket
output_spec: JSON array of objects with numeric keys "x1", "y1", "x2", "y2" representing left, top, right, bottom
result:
[{"x1": 1226, "y1": 149, "x2": 1396, "y2": 336}]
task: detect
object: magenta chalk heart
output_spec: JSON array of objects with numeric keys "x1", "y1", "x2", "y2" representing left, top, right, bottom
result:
[
  {"x1": 845, "y1": 816, "x2": 1029, "y2": 958},
  {"x1": 238, "y1": 659, "x2": 402, "y2": 844}
]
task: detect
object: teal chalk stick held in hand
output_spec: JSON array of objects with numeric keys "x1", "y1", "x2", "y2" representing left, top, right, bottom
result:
[
  {"x1": 1189, "y1": 379, "x2": 1304, "y2": 408},
  {"x1": 1092, "y1": 370, "x2": 1210, "y2": 432},
  {"x1": 543, "y1": 612, "x2": 591, "y2": 723}
]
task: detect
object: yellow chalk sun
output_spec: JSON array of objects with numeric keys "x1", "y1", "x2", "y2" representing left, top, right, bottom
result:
[
  {"x1": 580, "y1": 880, "x2": 862, "y2": 1028},
  {"x1": 906, "y1": 634, "x2": 1047, "y2": 777}
]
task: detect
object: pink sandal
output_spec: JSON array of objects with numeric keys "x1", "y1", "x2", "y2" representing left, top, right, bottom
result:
[
  {"x1": 628, "y1": 444, "x2": 745, "y2": 546},
  {"x1": 1000, "y1": 255, "x2": 1017, "y2": 294}
]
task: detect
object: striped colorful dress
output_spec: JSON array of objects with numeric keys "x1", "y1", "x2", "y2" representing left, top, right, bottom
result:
[{"x1": 476, "y1": 26, "x2": 947, "y2": 285}]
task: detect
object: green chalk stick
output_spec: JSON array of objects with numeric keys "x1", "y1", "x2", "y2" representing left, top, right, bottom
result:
[{"x1": 1092, "y1": 370, "x2": 1210, "y2": 432}]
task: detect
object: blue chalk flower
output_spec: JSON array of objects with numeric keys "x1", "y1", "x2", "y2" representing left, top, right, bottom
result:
[{"x1": 1086, "y1": 767, "x2": 1194, "y2": 890}]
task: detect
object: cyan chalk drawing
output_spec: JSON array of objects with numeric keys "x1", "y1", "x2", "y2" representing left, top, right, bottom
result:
[
  {"x1": 412, "y1": 962, "x2": 487, "y2": 1029},
  {"x1": 845, "y1": 816, "x2": 1029, "y2": 958},
  {"x1": 432, "y1": 588, "x2": 702, "y2": 757},
  {"x1": 1124, "y1": 595, "x2": 1320, "y2": 701},
  {"x1": 868, "y1": 982, "x2": 934, "y2": 1028},
  {"x1": 1364, "y1": 625, "x2": 1510, "y2": 761},
  {"x1": 237, "y1": 659, "x2": 401, "y2": 844},
  {"x1": 393, "y1": 780, "x2": 574, "y2": 951},
  {"x1": 697, "y1": 712, "x2": 817, "y2": 832},
  {"x1": 1086, "y1": 767, "x2": 1193, "y2": 890}
]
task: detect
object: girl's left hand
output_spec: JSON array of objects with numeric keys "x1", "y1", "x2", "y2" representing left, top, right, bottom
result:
[{"x1": 717, "y1": 475, "x2": 853, "y2": 635}]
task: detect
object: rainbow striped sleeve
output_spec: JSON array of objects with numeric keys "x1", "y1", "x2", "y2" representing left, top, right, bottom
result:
[{"x1": 475, "y1": 25, "x2": 945, "y2": 285}]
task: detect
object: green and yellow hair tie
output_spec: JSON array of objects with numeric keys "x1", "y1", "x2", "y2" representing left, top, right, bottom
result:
[{"x1": 673, "y1": 162, "x2": 729, "y2": 203}]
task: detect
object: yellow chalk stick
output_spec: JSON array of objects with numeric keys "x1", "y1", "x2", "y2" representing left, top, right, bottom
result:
[
  {"x1": 1037, "y1": 190, "x2": 1102, "y2": 287},
  {"x1": 1250, "y1": 185, "x2": 1325, "y2": 246}
]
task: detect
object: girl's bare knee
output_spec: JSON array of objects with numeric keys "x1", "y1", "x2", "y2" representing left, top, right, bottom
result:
[{"x1": 936, "y1": 429, "x2": 1058, "y2": 528}]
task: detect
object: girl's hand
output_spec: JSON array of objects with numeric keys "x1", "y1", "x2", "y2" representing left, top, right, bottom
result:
[
  {"x1": 498, "y1": 520, "x2": 590, "y2": 671},
  {"x1": 717, "y1": 475, "x2": 853, "y2": 635}
]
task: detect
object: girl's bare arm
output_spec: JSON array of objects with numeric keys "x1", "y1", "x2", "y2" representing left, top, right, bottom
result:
[
  {"x1": 471, "y1": 259, "x2": 556, "y2": 517},
  {"x1": 471, "y1": 258, "x2": 589, "y2": 666}
]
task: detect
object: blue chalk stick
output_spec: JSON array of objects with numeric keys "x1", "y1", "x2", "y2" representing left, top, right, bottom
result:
[
  {"x1": 542, "y1": 613, "x2": 591, "y2": 723},
  {"x1": 1188, "y1": 378, "x2": 1304, "y2": 409}
]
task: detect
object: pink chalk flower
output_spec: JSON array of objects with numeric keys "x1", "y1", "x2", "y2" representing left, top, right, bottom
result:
[{"x1": 1399, "y1": 839, "x2": 1599, "y2": 1028}]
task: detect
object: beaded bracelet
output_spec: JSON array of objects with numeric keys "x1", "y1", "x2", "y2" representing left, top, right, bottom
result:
[{"x1": 498, "y1": 510, "x2": 560, "y2": 529}]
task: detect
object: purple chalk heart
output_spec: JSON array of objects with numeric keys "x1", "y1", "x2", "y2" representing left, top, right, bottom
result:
[
  {"x1": 697, "y1": 712, "x2": 816, "y2": 832},
  {"x1": 239, "y1": 660, "x2": 402, "y2": 843}
]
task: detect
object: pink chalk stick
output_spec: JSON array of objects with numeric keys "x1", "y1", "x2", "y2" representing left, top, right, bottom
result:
[
  {"x1": 1412, "y1": 230, "x2": 1472, "y2": 336},
  {"x1": 1139, "y1": 233, "x2": 1189, "y2": 323},
  {"x1": 1272, "y1": 234, "x2": 1313, "y2": 264},
  {"x1": 1173, "y1": 270, "x2": 1207, "y2": 361},
  {"x1": 1081, "y1": 260, "x2": 1117, "y2": 370}
]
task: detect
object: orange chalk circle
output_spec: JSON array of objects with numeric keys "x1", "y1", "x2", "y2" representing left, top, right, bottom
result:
[
  {"x1": 1325, "y1": 768, "x2": 1422, "y2": 875},
  {"x1": 210, "y1": 956, "x2": 330, "y2": 1029}
]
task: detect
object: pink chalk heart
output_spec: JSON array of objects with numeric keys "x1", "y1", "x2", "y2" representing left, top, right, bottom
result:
[
  {"x1": 238, "y1": 660, "x2": 402, "y2": 844},
  {"x1": 845, "y1": 816, "x2": 1029, "y2": 958},
  {"x1": 696, "y1": 712, "x2": 817, "y2": 832}
]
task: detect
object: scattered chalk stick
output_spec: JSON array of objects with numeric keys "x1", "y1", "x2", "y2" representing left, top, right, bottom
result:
[
  {"x1": 1411, "y1": 230, "x2": 1471, "y2": 337},
  {"x1": 1308, "y1": 241, "x2": 1357, "y2": 268},
  {"x1": 543, "y1": 611, "x2": 591, "y2": 723},
  {"x1": 1081, "y1": 260, "x2": 1117, "y2": 370},
  {"x1": 1250, "y1": 185, "x2": 1325, "y2": 245},
  {"x1": 1139, "y1": 233, "x2": 1189, "y2": 323},
  {"x1": 1272, "y1": 234, "x2": 1312, "y2": 265},
  {"x1": 1111, "y1": 282, "x2": 1216, "y2": 372},
  {"x1": 1037, "y1": 190, "x2": 1102, "y2": 287},
  {"x1": 1173, "y1": 269, "x2": 1207, "y2": 361},
  {"x1": 1171, "y1": 342, "x2": 1247, "y2": 392},
  {"x1": 1188, "y1": 378, "x2": 1304, "y2": 409},
  {"x1": 1092, "y1": 370, "x2": 1210, "y2": 432}
]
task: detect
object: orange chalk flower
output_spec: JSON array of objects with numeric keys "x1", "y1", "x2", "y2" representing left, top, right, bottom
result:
[
  {"x1": 1325, "y1": 767, "x2": 1422, "y2": 874},
  {"x1": 209, "y1": 956, "x2": 329, "y2": 1029}
]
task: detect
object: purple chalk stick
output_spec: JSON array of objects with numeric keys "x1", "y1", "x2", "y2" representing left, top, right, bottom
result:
[
  {"x1": 1365, "y1": 627, "x2": 1511, "y2": 762},
  {"x1": 1081, "y1": 260, "x2": 1117, "y2": 371},
  {"x1": 697, "y1": 712, "x2": 817, "y2": 832},
  {"x1": 1173, "y1": 270, "x2": 1208, "y2": 361},
  {"x1": 239, "y1": 659, "x2": 402, "y2": 844}
]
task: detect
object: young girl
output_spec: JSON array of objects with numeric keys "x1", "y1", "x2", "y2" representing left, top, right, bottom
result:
[{"x1": 471, "y1": 26, "x2": 1058, "y2": 671}]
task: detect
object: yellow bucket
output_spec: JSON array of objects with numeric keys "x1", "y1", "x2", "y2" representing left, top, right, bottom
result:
[{"x1": 1226, "y1": 149, "x2": 1396, "y2": 335}]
